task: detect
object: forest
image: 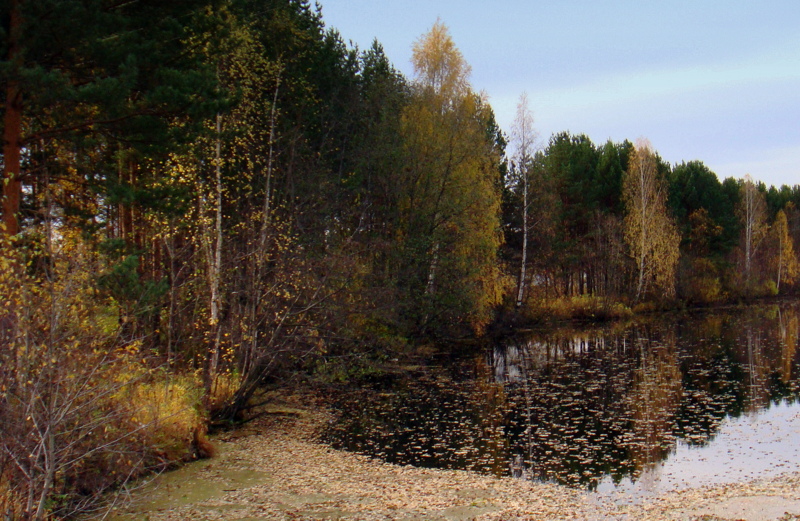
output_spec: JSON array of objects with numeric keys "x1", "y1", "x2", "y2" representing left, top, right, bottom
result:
[{"x1": 1, "y1": 0, "x2": 799, "y2": 518}]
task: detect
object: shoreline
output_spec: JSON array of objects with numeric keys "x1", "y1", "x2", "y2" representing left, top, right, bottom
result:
[{"x1": 107, "y1": 391, "x2": 800, "y2": 521}]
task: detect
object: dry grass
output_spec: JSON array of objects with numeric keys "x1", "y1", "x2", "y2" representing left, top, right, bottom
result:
[
  {"x1": 119, "y1": 370, "x2": 207, "y2": 462},
  {"x1": 525, "y1": 295, "x2": 633, "y2": 323}
]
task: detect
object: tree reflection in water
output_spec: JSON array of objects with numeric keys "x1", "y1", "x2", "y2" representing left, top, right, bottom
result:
[
  {"x1": 324, "y1": 303, "x2": 800, "y2": 493},
  {"x1": 624, "y1": 330, "x2": 682, "y2": 484}
]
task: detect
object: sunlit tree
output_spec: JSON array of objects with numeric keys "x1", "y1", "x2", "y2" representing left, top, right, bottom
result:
[
  {"x1": 510, "y1": 92, "x2": 538, "y2": 307},
  {"x1": 398, "y1": 20, "x2": 504, "y2": 335},
  {"x1": 772, "y1": 208, "x2": 798, "y2": 292},
  {"x1": 623, "y1": 139, "x2": 680, "y2": 301}
]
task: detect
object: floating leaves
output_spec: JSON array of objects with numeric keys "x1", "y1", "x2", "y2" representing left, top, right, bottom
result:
[{"x1": 326, "y1": 304, "x2": 800, "y2": 498}]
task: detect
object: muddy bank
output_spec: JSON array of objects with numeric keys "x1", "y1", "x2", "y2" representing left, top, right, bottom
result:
[{"x1": 105, "y1": 392, "x2": 800, "y2": 521}]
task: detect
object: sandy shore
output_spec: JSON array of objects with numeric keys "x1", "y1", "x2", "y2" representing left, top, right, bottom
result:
[{"x1": 106, "y1": 392, "x2": 800, "y2": 521}]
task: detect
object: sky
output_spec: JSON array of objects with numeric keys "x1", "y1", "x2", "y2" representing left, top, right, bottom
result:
[{"x1": 318, "y1": 0, "x2": 800, "y2": 188}]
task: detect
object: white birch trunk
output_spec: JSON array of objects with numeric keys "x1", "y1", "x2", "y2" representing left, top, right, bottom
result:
[
  {"x1": 516, "y1": 168, "x2": 528, "y2": 307},
  {"x1": 426, "y1": 242, "x2": 440, "y2": 295}
]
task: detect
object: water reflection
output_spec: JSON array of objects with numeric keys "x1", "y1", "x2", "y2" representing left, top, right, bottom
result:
[
  {"x1": 625, "y1": 332, "x2": 681, "y2": 481},
  {"x1": 781, "y1": 309, "x2": 798, "y2": 383},
  {"x1": 325, "y1": 302, "x2": 800, "y2": 494}
]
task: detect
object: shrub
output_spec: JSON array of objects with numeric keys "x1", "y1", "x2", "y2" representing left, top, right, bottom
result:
[
  {"x1": 682, "y1": 258, "x2": 725, "y2": 304},
  {"x1": 117, "y1": 370, "x2": 207, "y2": 462},
  {"x1": 0, "y1": 231, "x2": 206, "y2": 520},
  {"x1": 762, "y1": 279, "x2": 779, "y2": 297},
  {"x1": 524, "y1": 295, "x2": 632, "y2": 323}
]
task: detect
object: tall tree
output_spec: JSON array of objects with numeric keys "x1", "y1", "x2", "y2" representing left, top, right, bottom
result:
[
  {"x1": 398, "y1": 20, "x2": 504, "y2": 336},
  {"x1": 772, "y1": 208, "x2": 797, "y2": 292},
  {"x1": 540, "y1": 132, "x2": 599, "y2": 296},
  {"x1": 738, "y1": 175, "x2": 768, "y2": 291},
  {"x1": 591, "y1": 140, "x2": 631, "y2": 297},
  {"x1": 510, "y1": 92, "x2": 537, "y2": 308},
  {"x1": 0, "y1": 0, "x2": 217, "y2": 236},
  {"x1": 1, "y1": 0, "x2": 22, "y2": 234},
  {"x1": 622, "y1": 139, "x2": 680, "y2": 301},
  {"x1": 668, "y1": 161, "x2": 738, "y2": 257}
]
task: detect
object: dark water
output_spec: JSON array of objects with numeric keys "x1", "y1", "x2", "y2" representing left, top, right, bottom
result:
[{"x1": 324, "y1": 302, "x2": 800, "y2": 498}]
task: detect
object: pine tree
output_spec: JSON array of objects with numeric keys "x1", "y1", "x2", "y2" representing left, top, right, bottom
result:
[{"x1": 1, "y1": 0, "x2": 218, "y2": 236}]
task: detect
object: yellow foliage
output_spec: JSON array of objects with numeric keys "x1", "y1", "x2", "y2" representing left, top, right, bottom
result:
[
  {"x1": 400, "y1": 22, "x2": 505, "y2": 335},
  {"x1": 684, "y1": 258, "x2": 724, "y2": 304},
  {"x1": 120, "y1": 370, "x2": 206, "y2": 459},
  {"x1": 0, "y1": 227, "x2": 214, "y2": 516},
  {"x1": 525, "y1": 295, "x2": 633, "y2": 322},
  {"x1": 773, "y1": 209, "x2": 798, "y2": 291},
  {"x1": 623, "y1": 139, "x2": 680, "y2": 301}
]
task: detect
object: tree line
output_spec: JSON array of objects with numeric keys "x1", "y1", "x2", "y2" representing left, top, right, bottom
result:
[
  {"x1": 1, "y1": 0, "x2": 798, "y2": 517},
  {"x1": 504, "y1": 121, "x2": 799, "y2": 311}
]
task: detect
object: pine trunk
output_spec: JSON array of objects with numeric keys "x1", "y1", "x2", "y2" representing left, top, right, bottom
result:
[{"x1": 2, "y1": 0, "x2": 22, "y2": 235}]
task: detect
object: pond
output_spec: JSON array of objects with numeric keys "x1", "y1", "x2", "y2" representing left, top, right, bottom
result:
[{"x1": 324, "y1": 301, "x2": 800, "y2": 502}]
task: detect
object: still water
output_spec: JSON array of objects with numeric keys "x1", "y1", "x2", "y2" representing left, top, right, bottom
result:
[{"x1": 324, "y1": 302, "x2": 800, "y2": 499}]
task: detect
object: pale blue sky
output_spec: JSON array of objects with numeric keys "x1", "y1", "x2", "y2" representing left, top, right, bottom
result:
[{"x1": 319, "y1": 0, "x2": 800, "y2": 188}]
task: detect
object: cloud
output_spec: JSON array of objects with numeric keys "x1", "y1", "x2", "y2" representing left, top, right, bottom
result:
[{"x1": 527, "y1": 45, "x2": 800, "y2": 121}]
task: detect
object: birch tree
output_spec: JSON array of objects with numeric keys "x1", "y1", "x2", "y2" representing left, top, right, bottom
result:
[
  {"x1": 772, "y1": 208, "x2": 798, "y2": 292},
  {"x1": 204, "y1": 112, "x2": 225, "y2": 396},
  {"x1": 622, "y1": 139, "x2": 680, "y2": 301},
  {"x1": 399, "y1": 20, "x2": 504, "y2": 335},
  {"x1": 510, "y1": 93, "x2": 538, "y2": 307},
  {"x1": 738, "y1": 175, "x2": 768, "y2": 291}
]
